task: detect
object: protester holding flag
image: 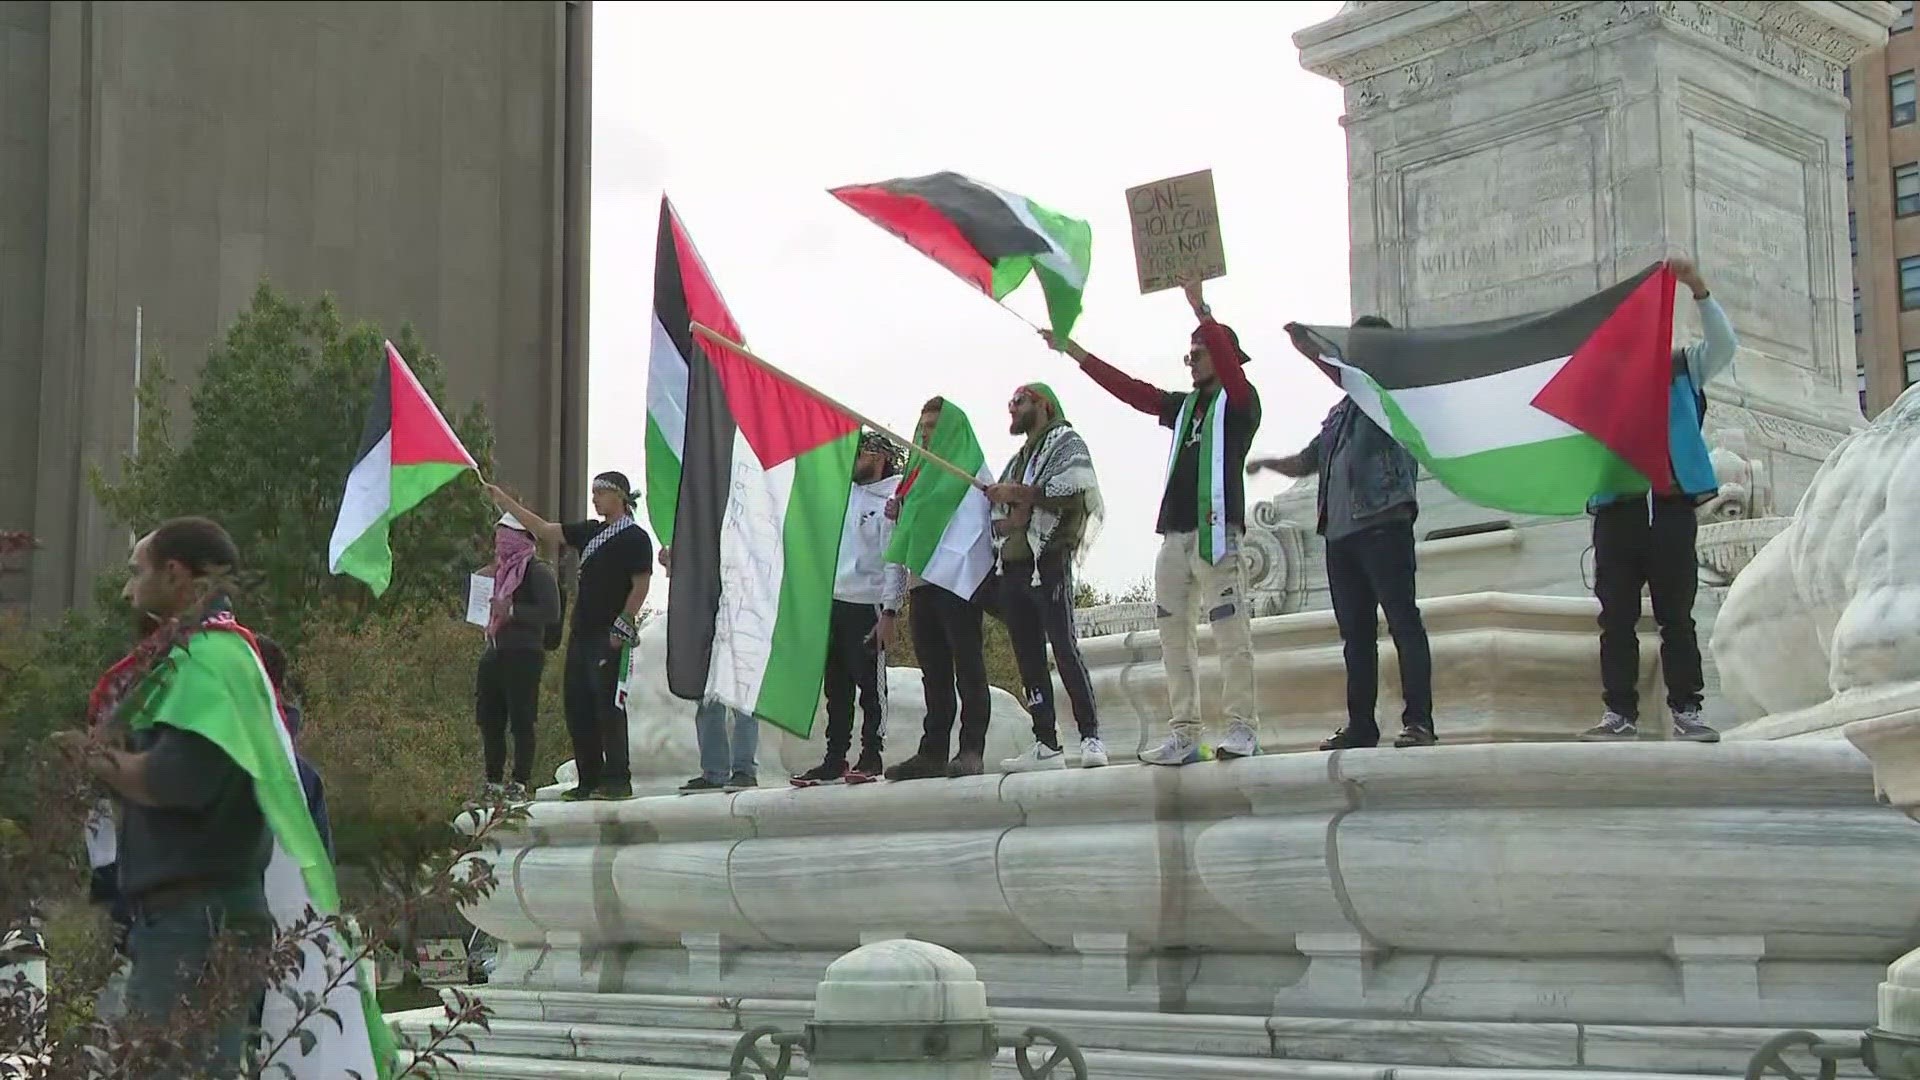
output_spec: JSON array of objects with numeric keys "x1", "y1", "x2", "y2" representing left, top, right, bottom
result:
[
  {"x1": 793, "y1": 432, "x2": 907, "y2": 786},
  {"x1": 474, "y1": 513, "x2": 562, "y2": 801},
  {"x1": 485, "y1": 473, "x2": 653, "y2": 802},
  {"x1": 1578, "y1": 257, "x2": 1735, "y2": 744},
  {"x1": 985, "y1": 384, "x2": 1108, "y2": 772},
  {"x1": 879, "y1": 398, "x2": 1000, "y2": 781},
  {"x1": 1250, "y1": 315, "x2": 1435, "y2": 751},
  {"x1": 1045, "y1": 281, "x2": 1261, "y2": 767},
  {"x1": 52, "y1": 517, "x2": 391, "y2": 1079}
]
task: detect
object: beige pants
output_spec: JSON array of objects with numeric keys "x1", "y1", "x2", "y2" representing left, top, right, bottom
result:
[{"x1": 1154, "y1": 530, "x2": 1258, "y2": 739}]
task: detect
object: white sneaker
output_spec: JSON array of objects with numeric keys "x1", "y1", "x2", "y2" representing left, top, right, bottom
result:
[
  {"x1": 1215, "y1": 722, "x2": 1260, "y2": 760},
  {"x1": 1139, "y1": 731, "x2": 1204, "y2": 767},
  {"x1": 1079, "y1": 736, "x2": 1109, "y2": 769},
  {"x1": 1002, "y1": 743, "x2": 1067, "y2": 773}
]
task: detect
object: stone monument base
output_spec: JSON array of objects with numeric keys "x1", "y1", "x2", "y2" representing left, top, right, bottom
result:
[{"x1": 409, "y1": 741, "x2": 1920, "y2": 1078}]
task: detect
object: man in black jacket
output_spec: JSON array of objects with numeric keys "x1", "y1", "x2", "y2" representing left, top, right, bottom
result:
[{"x1": 474, "y1": 514, "x2": 562, "y2": 801}]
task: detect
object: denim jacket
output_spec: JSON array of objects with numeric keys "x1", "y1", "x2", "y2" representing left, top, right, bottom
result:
[{"x1": 1294, "y1": 398, "x2": 1419, "y2": 540}]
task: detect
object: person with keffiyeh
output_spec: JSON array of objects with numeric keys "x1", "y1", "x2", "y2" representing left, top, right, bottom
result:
[
  {"x1": 472, "y1": 513, "x2": 561, "y2": 801},
  {"x1": 983, "y1": 382, "x2": 1108, "y2": 772},
  {"x1": 1043, "y1": 280, "x2": 1263, "y2": 767},
  {"x1": 485, "y1": 471, "x2": 653, "y2": 802}
]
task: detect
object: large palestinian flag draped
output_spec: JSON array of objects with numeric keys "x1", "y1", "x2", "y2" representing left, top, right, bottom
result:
[
  {"x1": 665, "y1": 331, "x2": 858, "y2": 737},
  {"x1": 884, "y1": 401, "x2": 995, "y2": 601},
  {"x1": 1295, "y1": 264, "x2": 1677, "y2": 515},
  {"x1": 134, "y1": 619, "x2": 393, "y2": 1079},
  {"x1": 646, "y1": 196, "x2": 745, "y2": 547},
  {"x1": 831, "y1": 172, "x2": 1092, "y2": 339},
  {"x1": 328, "y1": 342, "x2": 477, "y2": 594}
]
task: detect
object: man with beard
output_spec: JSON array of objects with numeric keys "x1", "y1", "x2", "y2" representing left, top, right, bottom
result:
[
  {"x1": 984, "y1": 384, "x2": 1107, "y2": 771},
  {"x1": 1046, "y1": 281, "x2": 1262, "y2": 767},
  {"x1": 880, "y1": 398, "x2": 998, "y2": 781},
  {"x1": 49, "y1": 518, "x2": 336, "y2": 1077},
  {"x1": 486, "y1": 472, "x2": 653, "y2": 802},
  {"x1": 793, "y1": 432, "x2": 908, "y2": 785}
]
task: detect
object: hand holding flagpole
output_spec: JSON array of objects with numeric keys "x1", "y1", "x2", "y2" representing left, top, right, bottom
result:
[{"x1": 688, "y1": 323, "x2": 987, "y2": 491}]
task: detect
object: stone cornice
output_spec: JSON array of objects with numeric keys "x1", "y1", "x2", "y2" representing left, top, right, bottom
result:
[{"x1": 1296, "y1": 1, "x2": 1895, "y2": 90}]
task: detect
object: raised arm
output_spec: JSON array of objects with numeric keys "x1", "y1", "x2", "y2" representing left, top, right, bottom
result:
[
  {"x1": 1185, "y1": 283, "x2": 1253, "y2": 409},
  {"x1": 1670, "y1": 258, "x2": 1738, "y2": 387},
  {"x1": 482, "y1": 483, "x2": 566, "y2": 549},
  {"x1": 1040, "y1": 329, "x2": 1175, "y2": 417}
]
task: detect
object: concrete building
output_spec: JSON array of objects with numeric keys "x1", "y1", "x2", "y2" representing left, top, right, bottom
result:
[
  {"x1": 0, "y1": 1, "x2": 590, "y2": 616},
  {"x1": 1850, "y1": 0, "x2": 1920, "y2": 415}
]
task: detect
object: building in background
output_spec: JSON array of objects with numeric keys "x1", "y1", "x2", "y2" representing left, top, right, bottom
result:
[
  {"x1": 0, "y1": 1, "x2": 591, "y2": 616},
  {"x1": 1849, "y1": 0, "x2": 1919, "y2": 416}
]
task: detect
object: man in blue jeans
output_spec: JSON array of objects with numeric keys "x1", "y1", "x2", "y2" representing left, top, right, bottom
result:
[
  {"x1": 682, "y1": 699, "x2": 759, "y2": 793},
  {"x1": 1249, "y1": 315, "x2": 1436, "y2": 750},
  {"x1": 658, "y1": 545, "x2": 761, "y2": 793}
]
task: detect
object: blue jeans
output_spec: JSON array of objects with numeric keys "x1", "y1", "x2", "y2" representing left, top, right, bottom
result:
[
  {"x1": 124, "y1": 894, "x2": 269, "y2": 1077},
  {"x1": 695, "y1": 699, "x2": 758, "y2": 783}
]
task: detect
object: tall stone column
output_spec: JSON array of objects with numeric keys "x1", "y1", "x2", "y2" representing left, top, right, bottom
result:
[{"x1": 1294, "y1": 0, "x2": 1892, "y2": 513}]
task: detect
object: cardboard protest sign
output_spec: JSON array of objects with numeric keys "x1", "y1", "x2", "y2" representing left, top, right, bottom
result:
[{"x1": 1126, "y1": 169, "x2": 1226, "y2": 294}]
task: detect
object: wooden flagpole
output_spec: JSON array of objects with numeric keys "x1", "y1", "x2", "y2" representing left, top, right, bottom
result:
[{"x1": 688, "y1": 322, "x2": 988, "y2": 491}]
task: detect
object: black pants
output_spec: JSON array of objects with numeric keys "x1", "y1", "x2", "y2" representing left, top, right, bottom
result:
[
  {"x1": 909, "y1": 583, "x2": 991, "y2": 760},
  {"x1": 476, "y1": 646, "x2": 544, "y2": 784},
  {"x1": 1594, "y1": 497, "x2": 1703, "y2": 720},
  {"x1": 562, "y1": 634, "x2": 630, "y2": 787},
  {"x1": 822, "y1": 599, "x2": 885, "y2": 762},
  {"x1": 998, "y1": 554, "x2": 1099, "y2": 747},
  {"x1": 1325, "y1": 521, "x2": 1433, "y2": 741}
]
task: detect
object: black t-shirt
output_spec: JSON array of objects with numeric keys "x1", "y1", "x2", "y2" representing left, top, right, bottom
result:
[
  {"x1": 561, "y1": 519, "x2": 653, "y2": 635},
  {"x1": 1155, "y1": 384, "x2": 1262, "y2": 534}
]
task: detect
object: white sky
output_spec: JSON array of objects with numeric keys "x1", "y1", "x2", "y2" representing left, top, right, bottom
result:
[{"x1": 587, "y1": 2, "x2": 1352, "y2": 591}]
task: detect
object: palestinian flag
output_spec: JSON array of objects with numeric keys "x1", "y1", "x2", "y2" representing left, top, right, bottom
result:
[
  {"x1": 831, "y1": 172, "x2": 1092, "y2": 338},
  {"x1": 1296, "y1": 264, "x2": 1678, "y2": 516},
  {"x1": 665, "y1": 330, "x2": 857, "y2": 737},
  {"x1": 133, "y1": 616, "x2": 393, "y2": 1079},
  {"x1": 646, "y1": 196, "x2": 745, "y2": 547},
  {"x1": 328, "y1": 341, "x2": 477, "y2": 595},
  {"x1": 884, "y1": 400, "x2": 996, "y2": 601}
]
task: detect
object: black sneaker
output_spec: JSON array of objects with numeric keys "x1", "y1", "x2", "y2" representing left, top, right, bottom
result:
[
  {"x1": 560, "y1": 785, "x2": 594, "y2": 802},
  {"x1": 884, "y1": 753, "x2": 950, "y2": 782},
  {"x1": 592, "y1": 779, "x2": 635, "y2": 801},
  {"x1": 1319, "y1": 728, "x2": 1378, "y2": 751},
  {"x1": 724, "y1": 772, "x2": 759, "y2": 792},
  {"x1": 852, "y1": 747, "x2": 885, "y2": 778},
  {"x1": 1579, "y1": 712, "x2": 1638, "y2": 742},
  {"x1": 679, "y1": 776, "x2": 726, "y2": 795},
  {"x1": 1394, "y1": 725, "x2": 1438, "y2": 748},
  {"x1": 792, "y1": 760, "x2": 848, "y2": 787},
  {"x1": 947, "y1": 753, "x2": 984, "y2": 778}
]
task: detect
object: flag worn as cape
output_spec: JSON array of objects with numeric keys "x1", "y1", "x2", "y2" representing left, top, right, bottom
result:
[
  {"x1": 1295, "y1": 264, "x2": 1677, "y2": 516},
  {"x1": 831, "y1": 172, "x2": 1092, "y2": 339},
  {"x1": 646, "y1": 196, "x2": 746, "y2": 548},
  {"x1": 884, "y1": 400, "x2": 995, "y2": 601},
  {"x1": 328, "y1": 342, "x2": 477, "y2": 595},
  {"x1": 664, "y1": 333, "x2": 858, "y2": 737},
  {"x1": 129, "y1": 618, "x2": 393, "y2": 1079}
]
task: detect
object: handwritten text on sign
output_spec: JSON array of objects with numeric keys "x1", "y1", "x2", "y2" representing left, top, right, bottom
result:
[{"x1": 1126, "y1": 169, "x2": 1226, "y2": 294}]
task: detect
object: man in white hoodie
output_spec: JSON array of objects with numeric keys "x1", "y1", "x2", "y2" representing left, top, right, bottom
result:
[{"x1": 794, "y1": 432, "x2": 908, "y2": 785}]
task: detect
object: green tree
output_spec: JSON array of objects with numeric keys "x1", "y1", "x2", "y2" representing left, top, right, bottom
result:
[{"x1": 90, "y1": 282, "x2": 497, "y2": 647}]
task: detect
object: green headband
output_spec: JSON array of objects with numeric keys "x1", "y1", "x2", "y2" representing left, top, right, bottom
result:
[{"x1": 1021, "y1": 382, "x2": 1067, "y2": 424}]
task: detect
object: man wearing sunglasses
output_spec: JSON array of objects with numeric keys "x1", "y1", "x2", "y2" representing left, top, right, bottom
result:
[
  {"x1": 1043, "y1": 280, "x2": 1262, "y2": 767},
  {"x1": 984, "y1": 384, "x2": 1107, "y2": 772}
]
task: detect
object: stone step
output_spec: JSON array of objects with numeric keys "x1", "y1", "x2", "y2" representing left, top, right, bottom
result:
[
  {"x1": 427, "y1": 989, "x2": 1866, "y2": 1077},
  {"x1": 389, "y1": 1001, "x2": 1867, "y2": 1079}
]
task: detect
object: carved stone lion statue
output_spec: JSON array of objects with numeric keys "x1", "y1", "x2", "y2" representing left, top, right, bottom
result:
[
  {"x1": 1696, "y1": 431, "x2": 1774, "y2": 523},
  {"x1": 1711, "y1": 386, "x2": 1920, "y2": 724},
  {"x1": 555, "y1": 610, "x2": 1039, "y2": 788}
]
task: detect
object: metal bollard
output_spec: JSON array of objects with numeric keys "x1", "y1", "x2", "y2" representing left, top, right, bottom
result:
[{"x1": 728, "y1": 939, "x2": 1089, "y2": 1080}]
